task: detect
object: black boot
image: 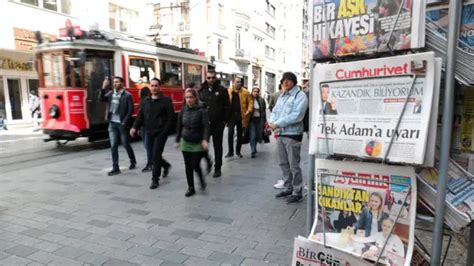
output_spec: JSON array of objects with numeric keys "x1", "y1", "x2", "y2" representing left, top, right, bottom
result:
[{"x1": 185, "y1": 188, "x2": 196, "y2": 197}]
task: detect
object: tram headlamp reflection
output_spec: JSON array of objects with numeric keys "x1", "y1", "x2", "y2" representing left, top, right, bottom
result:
[{"x1": 49, "y1": 105, "x2": 60, "y2": 118}]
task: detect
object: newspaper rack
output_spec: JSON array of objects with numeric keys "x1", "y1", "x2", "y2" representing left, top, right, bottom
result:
[
  {"x1": 307, "y1": 2, "x2": 473, "y2": 265},
  {"x1": 316, "y1": 172, "x2": 412, "y2": 265}
]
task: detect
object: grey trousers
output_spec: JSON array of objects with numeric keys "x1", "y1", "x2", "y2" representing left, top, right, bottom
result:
[{"x1": 277, "y1": 137, "x2": 303, "y2": 196}]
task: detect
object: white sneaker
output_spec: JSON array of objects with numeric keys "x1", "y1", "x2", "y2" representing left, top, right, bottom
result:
[{"x1": 273, "y1": 179, "x2": 284, "y2": 189}]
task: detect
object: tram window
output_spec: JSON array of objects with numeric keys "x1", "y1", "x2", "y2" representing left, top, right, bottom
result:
[
  {"x1": 84, "y1": 57, "x2": 114, "y2": 91},
  {"x1": 41, "y1": 53, "x2": 65, "y2": 87},
  {"x1": 129, "y1": 58, "x2": 155, "y2": 84},
  {"x1": 184, "y1": 64, "x2": 202, "y2": 87},
  {"x1": 42, "y1": 54, "x2": 53, "y2": 86},
  {"x1": 64, "y1": 52, "x2": 83, "y2": 88},
  {"x1": 160, "y1": 61, "x2": 182, "y2": 87}
]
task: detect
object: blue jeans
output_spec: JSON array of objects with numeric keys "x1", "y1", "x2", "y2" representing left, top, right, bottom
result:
[
  {"x1": 108, "y1": 121, "x2": 136, "y2": 169},
  {"x1": 141, "y1": 126, "x2": 152, "y2": 166},
  {"x1": 249, "y1": 117, "x2": 263, "y2": 154}
]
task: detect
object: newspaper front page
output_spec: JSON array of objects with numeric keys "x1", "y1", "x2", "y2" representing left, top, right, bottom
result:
[
  {"x1": 309, "y1": 52, "x2": 437, "y2": 165},
  {"x1": 309, "y1": 159, "x2": 417, "y2": 266},
  {"x1": 312, "y1": 0, "x2": 426, "y2": 60}
]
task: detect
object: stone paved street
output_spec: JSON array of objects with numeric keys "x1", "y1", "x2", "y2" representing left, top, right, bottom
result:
[{"x1": 0, "y1": 132, "x2": 309, "y2": 265}]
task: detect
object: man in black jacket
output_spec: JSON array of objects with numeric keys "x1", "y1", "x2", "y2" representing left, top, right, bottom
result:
[
  {"x1": 100, "y1": 76, "x2": 137, "y2": 176},
  {"x1": 198, "y1": 69, "x2": 230, "y2": 177},
  {"x1": 130, "y1": 78, "x2": 174, "y2": 189}
]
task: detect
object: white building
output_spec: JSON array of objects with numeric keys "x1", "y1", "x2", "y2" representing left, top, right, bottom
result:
[
  {"x1": 152, "y1": 0, "x2": 305, "y2": 97},
  {"x1": 0, "y1": 0, "x2": 149, "y2": 124}
]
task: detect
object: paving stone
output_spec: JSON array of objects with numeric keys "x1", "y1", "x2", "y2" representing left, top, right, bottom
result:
[
  {"x1": 197, "y1": 233, "x2": 228, "y2": 244},
  {"x1": 233, "y1": 247, "x2": 268, "y2": 260},
  {"x1": 146, "y1": 218, "x2": 174, "y2": 226},
  {"x1": 152, "y1": 240, "x2": 185, "y2": 252},
  {"x1": 175, "y1": 237, "x2": 208, "y2": 248},
  {"x1": 0, "y1": 255, "x2": 34, "y2": 265},
  {"x1": 19, "y1": 228, "x2": 48, "y2": 238},
  {"x1": 179, "y1": 247, "x2": 214, "y2": 258},
  {"x1": 29, "y1": 241, "x2": 63, "y2": 253},
  {"x1": 44, "y1": 225, "x2": 69, "y2": 234},
  {"x1": 53, "y1": 246, "x2": 87, "y2": 259},
  {"x1": 87, "y1": 219, "x2": 113, "y2": 228},
  {"x1": 241, "y1": 258, "x2": 279, "y2": 266},
  {"x1": 112, "y1": 182, "x2": 142, "y2": 188},
  {"x1": 210, "y1": 197, "x2": 234, "y2": 203},
  {"x1": 109, "y1": 197, "x2": 146, "y2": 205},
  {"x1": 127, "y1": 209, "x2": 150, "y2": 216},
  {"x1": 208, "y1": 216, "x2": 234, "y2": 224},
  {"x1": 171, "y1": 229, "x2": 202, "y2": 239},
  {"x1": 183, "y1": 256, "x2": 220, "y2": 266},
  {"x1": 186, "y1": 213, "x2": 210, "y2": 220},
  {"x1": 127, "y1": 244, "x2": 161, "y2": 256},
  {"x1": 264, "y1": 252, "x2": 291, "y2": 264},
  {"x1": 76, "y1": 251, "x2": 111, "y2": 265},
  {"x1": 204, "y1": 242, "x2": 238, "y2": 254},
  {"x1": 207, "y1": 251, "x2": 245, "y2": 265},
  {"x1": 62, "y1": 229, "x2": 91, "y2": 239},
  {"x1": 254, "y1": 243, "x2": 291, "y2": 255},
  {"x1": 128, "y1": 254, "x2": 164, "y2": 265},
  {"x1": 107, "y1": 230, "x2": 135, "y2": 241},
  {"x1": 155, "y1": 250, "x2": 189, "y2": 264},
  {"x1": 102, "y1": 258, "x2": 139, "y2": 266},
  {"x1": 96, "y1": 190, "x2": 114, "y2": 195},
  {"x1": 0, "y1": 239, "x2": 19, "y2": 250},
  {"x1": 27, "y1": 250, "x2": 57, "y2": 264},
  {"x1": 39, "y1": 233, "x2": 67, "y2": 243},
  {"x1": 34, "y1": 210, "x2": 73, "y2": 220},
  {"x1": 0, "y1": 251, "x2": 11, "y2": 260},
  {"x1": 5, "y1": 244, "x2": 39, "y2": 257}
]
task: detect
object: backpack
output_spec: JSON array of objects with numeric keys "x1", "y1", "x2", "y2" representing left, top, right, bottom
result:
[{"x1": 295, "y1": 90, "x2": 310, "y2": 132}]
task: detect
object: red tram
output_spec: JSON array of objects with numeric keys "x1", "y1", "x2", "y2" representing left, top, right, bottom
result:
[{"x1": 35, "y1": 30, "x2": 208, "y2": 142}]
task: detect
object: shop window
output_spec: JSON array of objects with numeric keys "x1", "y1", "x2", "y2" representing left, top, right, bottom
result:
[
  {"x1": 160, "y1": 61, "x2": 182, "y2": 87},
  {"x1": 61, "y1": 0, "x2": 71, "y2": 14},
  {"x1": 43, "y1": 0, "x2": 58, "y2": 11},
  {"x1": 20, "y1": 0, "x2": 38, "y2": 6},
  {"x1": 181, "y1": 37, "x2": 190, "y2": 49}
]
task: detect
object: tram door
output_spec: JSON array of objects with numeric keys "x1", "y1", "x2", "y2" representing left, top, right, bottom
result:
[{"x1": 84, "y1": 50, "x2": 114, "y2": 139}]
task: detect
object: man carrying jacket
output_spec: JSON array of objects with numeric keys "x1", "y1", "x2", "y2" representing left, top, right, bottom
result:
[
  {"x1": 198, "y1": 69, "x2": 230, "y2": 178},
  {"x1": 130, "y1": 78, "x2": 174, "y2": 189},
  {"x1": 100, "y1": 76, "x2": 137, "y2": 176}
]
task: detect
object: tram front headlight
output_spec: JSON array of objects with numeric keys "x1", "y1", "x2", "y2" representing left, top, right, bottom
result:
[{"x1": 49, "y1": 105, "x2": 60, "y2": 118}]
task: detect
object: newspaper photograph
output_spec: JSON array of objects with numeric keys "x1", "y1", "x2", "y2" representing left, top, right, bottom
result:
[
  {"x1": 312, "y1": 0, "x2": 425, "y2": 60},
  {"x1": 309, "y1": 52, "x2": 437, "y2": 165},
  {"x1": 309, "y1": 159, "x2": 417, "y2": 266}
]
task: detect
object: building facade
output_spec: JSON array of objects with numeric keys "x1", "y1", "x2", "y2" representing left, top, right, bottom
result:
[
  {"x1": 152, "y1": 0, "x2": 306, "y2": 98},
  {"x1": 0, "y1": 0, "x2": 149, "y2": 124}
]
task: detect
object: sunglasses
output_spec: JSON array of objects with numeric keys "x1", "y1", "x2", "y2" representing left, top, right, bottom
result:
[{"x1": 206, "y1": 76, "x2": 216, "y2": 80}]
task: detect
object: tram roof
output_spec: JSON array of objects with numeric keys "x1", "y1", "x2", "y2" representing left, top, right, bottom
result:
[{"x1": 36, "y1": 30, "x2": 208, "y2": 63}]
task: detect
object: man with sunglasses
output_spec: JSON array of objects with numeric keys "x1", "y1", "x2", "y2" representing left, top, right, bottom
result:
[
  {"x1": 198, "y1": 69, "x2": 230, "y2": 177},
  {"x1": 130, "y1": 78, "x2": 174, "y2": 189}
]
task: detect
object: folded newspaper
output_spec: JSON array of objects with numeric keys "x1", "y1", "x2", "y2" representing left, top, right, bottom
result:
[
  {"x1": 309, "y1": 52, "x2": 439, "y2": 166},
  {"x1": 416, "y1": 158, "x2": 474, "y2": 232},
  {"x1": 305, "y1": 159, "x2": 417, "y2": 266},
  {"x1": 312, "y1": 0, "x2": 426, "y2": 60}
]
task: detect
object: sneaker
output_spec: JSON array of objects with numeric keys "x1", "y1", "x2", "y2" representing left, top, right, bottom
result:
[
  {"x1": 286, "y1": 195, "x2": 303, "y2": 204},
  {"x1": 224, "y1": 153, "x2": 233, "y2": 158},
  {"x1": 275, "y1": 191, "x2": 292, "y2": 198},
  {"x1": 236, "y1": 153, "x2": 243, "y2": 158},
  {"x1": 185, "y1": 188, "x2": 196, "y2": 197},
  {"x1": 213, "y1": 169, "x2": 221, "y2": 178},
  {"x1": 108, "y1": 169, "x2": 121, "y2": 176},
  {"x1": 142, "y1": 165, "x2": 152, "y2": 173},
  {"x1": 163, "y1": 165, "x2": 172, "y2": 178},
  {"x1": 129, "y1": 162, "x2": 136, "y2": 170},
  {"x1": 149, "y1": 180, "x2": 159, "y2": 189},
  {"x1": 273, "y1": 179, "x2": 284, "y2": 189}
]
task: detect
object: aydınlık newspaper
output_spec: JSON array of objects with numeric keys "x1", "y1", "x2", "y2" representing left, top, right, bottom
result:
[
  {"x1": 309, "y1": 52, "x2": 437, "y2": 165},
  {"x1": 308, "y1": 159, "x2": 417, "y2": 266}
]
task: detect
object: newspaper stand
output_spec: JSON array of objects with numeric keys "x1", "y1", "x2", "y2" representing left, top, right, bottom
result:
[{"x1": 306, "y1": 1, "x2": 472, "y2": 265}]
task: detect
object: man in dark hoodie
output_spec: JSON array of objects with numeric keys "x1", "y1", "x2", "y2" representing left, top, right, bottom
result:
[
  {"x1": 198, "y1": 69, "x2": 230, "y2": 177},
  {"x1": 130, "y1": 78, "x2": 174, "y2": 189}
]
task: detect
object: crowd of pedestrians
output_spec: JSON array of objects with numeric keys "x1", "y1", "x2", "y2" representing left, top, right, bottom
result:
[{"x1": 99, "y1": 70, "x2": 308, "y2": 203}]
